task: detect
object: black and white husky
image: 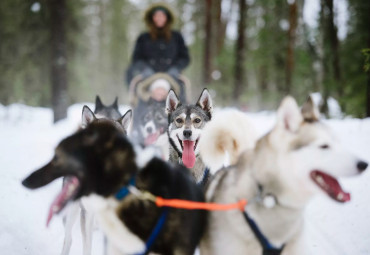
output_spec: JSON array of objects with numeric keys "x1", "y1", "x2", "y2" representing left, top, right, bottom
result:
[
  {"x1": 166, "y1": 89, "x2": 213, "y2": 185},
  {"x1": 61, "y1": 96, "x2": 132, "y2": 255},
  {"x1": 22, "y1": 120, "x2": 206, "y2": 255}
]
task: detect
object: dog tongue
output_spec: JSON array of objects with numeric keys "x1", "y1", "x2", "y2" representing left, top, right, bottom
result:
[
  {"x1": 144, "y1": 132, "x2": 160, "y2": 146},
  {"x1": 46, "y1": 177, "x2": 79, "y2": 227},
  {"x1": 182, "y1": 140, "x2": 196, "y2": 168},
  {"x1": 311, "y1": 171, "x2": 350, "y2": 203}
]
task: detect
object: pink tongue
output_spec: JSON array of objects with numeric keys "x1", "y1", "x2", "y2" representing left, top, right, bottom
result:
[
  {"x1": 144, "y1": 132, "x2": 160, "y2": 146},
  {"x1": 182, "y1": 140, "x2": 196, "y2": 168},
  {"x1": 46, "y1": 177, "x2": 79, "y2": 227}
]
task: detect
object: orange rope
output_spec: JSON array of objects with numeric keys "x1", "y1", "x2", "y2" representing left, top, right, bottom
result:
[{"x1": 155, "y1": 197, "x2": 247, "y2": 211}]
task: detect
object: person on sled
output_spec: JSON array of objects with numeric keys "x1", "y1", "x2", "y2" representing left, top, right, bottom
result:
[{"x1": 126, "y1": 3, "x2": 190, "y2": 102}]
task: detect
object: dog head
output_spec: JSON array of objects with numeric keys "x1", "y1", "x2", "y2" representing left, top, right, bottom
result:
[
  {"x1": 166, "y1": 88, "x2": 213, "y2": 168},
  {"x1": 94, "y1": 95, "x2": 122, "y2": 120},
  {"x1": 22, "y1": 121, "x2": 138, "y2": 225},
  {"x1": 251, "y1": 96, "x2": 367, "y2": 208},
  {"x1": 82, "y1": 105, "x2": 132, "y2": 135},
  {"x1": 138, "y1": 100, "x2": 168, "y2": 146}
]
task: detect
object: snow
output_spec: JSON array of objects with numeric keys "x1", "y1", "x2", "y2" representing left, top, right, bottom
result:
[{"x1": 0, "y1": 103, "x2": 369, "y2": 255}]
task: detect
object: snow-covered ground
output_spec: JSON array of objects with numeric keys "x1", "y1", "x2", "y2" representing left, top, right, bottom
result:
[{"x1": 0, "y1": 103, "x2": 369, "y2": 255}]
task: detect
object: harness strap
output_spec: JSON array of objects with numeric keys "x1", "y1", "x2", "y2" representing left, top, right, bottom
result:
[
  {"x1": 115, "y1": 175, "x2": 136, "y2": 200},
  {"x1": 242, "y1": 211, "x2": 284, "y2": 255},
  {"x1": 156, "y1": 197, "x2": 247, "y2": 211},
  {"x1": 197, "y1": 167, "x2": 210, "y2": 186},
  {"x1": 135, "y1": 208, "x2": 169, "y2": 255}
]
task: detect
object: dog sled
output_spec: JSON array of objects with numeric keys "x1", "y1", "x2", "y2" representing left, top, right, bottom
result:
[
  {"x1": 128, "y1": 72, "x2": 191, "y2": 107},
  {"x1": 129, "y1": 72, "x2": 191, "y2": 146}
]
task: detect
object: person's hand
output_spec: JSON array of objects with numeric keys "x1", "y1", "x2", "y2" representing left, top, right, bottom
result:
[
  {"x1": 142, "y1": 67, "x2": 155, "y2": 79},
  {"x1": 167, "y1": 67, "x2": 180, "y2": 78}
]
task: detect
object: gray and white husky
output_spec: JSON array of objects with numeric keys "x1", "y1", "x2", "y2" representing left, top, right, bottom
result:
[
  {"x1": 61, "y1": 96, "x2": 132, "y2": 255},
  {"x1": 200, "y1": 96, "x2": 368, "y2": 255},
  {"x1": 166, "y1": 88, "x2": 213, "y2": 185}
]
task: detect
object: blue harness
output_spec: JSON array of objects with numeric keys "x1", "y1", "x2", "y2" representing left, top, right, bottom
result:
[
  {"x1": 115, "y1": 175, "x2": 169, "y2": 255},
  {"x1": 242, "y1": 209, "x2": 285, "y2": 255}
]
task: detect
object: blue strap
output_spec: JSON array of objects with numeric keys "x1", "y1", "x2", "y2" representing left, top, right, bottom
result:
[
  {"x1": 135, "y1": 208, "x2": 169, "y2": 255},
  {"x1": 197, "y1": 167, "x2": 210, "y2": 186},
  {"x1": 115, "y1": 175, "x2": 136, "y2": 200},
  {"x1": 242, "y1": 211, "x2": 284, "y2": 255}
]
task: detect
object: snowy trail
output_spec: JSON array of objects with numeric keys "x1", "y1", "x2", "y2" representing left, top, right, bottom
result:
[{"x1": 0, "y1": 104, "x2": 369, "y2": 255}]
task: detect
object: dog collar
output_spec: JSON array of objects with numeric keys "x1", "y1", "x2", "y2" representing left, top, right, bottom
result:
[
  {"x1": 257, "y1": 184, "x2": 278, "y2": 209},
  {"x1": 115, "y1": 175, "x2": 137, "y2": 200}
]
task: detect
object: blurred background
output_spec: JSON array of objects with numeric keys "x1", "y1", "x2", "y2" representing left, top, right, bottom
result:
[{"x1": 0, "y1": 0, "x2": 369, "y2": 122}]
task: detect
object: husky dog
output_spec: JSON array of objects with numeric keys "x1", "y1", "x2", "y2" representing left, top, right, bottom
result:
[
  {"x1": 22, "y1": 121, "x2": 206, "y2": 255},
  {"x1": 136, "y1": 99, "x2": 168, "y2": 147},
  {"x1": 94, "y1": 96, "x2": 122, "y2": 120},
  {"x1": 198, "y1": 108, "x2": 259, "y2": 173},
  {"x1": 200, "y1": 96, "x2": 368, "y2": 255},
  {"x1": 61, "y1": 96, "x2": 132, "y2": 255},
  {"x1": 166, "y1": 88, "x2": 213, "y2": 185}
]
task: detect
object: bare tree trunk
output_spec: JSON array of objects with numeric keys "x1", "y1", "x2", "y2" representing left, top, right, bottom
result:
[
  {"x1": 203, "y1": 0, "x2": 213, "y2": 84},
  {"x1": 325, "y1": 0, "x2": 342, "y2": 99},
  {"x1": 320, "y1": 0, "x2": 329, "y2": 115},
  {"x1": 49, "y1": 0, "x2": 68, "y2": 123},
  {"x1": 367, "y1": 38, "x2": 370, "y2": 117},
  {"x1": 233, "y1": 0, "x2": 247, "y2": 104},
  {"x1": 214, "y1": 0, "x2": 227, "y2": 55},
  {"x1": 285, "y1": 0, "x2": 298, "y2": 94}
]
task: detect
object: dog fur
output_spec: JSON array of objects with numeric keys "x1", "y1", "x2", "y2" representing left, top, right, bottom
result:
[
  {"x1": 61, "y1": 96, "x2": 132, "y2": 255},
  {"x1": 198, "y1": 108, "x2": 258, "y2": 173},
  {"x1": 166, "y1": 88, "x2": 213, "y2": 185},
  {"x1": 22, "y1": 120, "x2": 206, "y2": 255},
  {"x1": 200, "y1": 96, "x2": 368, "y2": 255}
]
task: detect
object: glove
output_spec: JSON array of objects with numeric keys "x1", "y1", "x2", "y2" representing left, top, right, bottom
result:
[
  {"x1": 167, "y1": 67, "x2": 180, "y2": 78},
  {"x1": 142, "y1": 67, "x2": 155, "y2": 79}
]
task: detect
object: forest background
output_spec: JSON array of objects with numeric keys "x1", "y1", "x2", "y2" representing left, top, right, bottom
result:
[{"x1": 0, "y1": 0, "x2": 369, "y2": 122}]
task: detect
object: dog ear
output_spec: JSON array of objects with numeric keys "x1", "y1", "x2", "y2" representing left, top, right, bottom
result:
[
  {"x1": 82, "y1": 105, "x2": 96, "y2": 128},
  {"x1": 95, "y1": 95, "x2": 104, "y2": 113},
  {"x1": 196, "y1": 88, "x2": 213, "y2": 117},
  {"x1": 112, "y1": 97, "x2": 119, "y2": 110},
  {"x1": 119, "y1": 109, "x2": 133, "y2": 131},
  {"x1": 301, "y1": 95, "x2": 320, "y2": 122},
  {"x1": 276, "y1": 96, "x2": 302, "y2": 132},
  {"x1": 166, "y1": 89, "x2": 180, "y2": 115}
]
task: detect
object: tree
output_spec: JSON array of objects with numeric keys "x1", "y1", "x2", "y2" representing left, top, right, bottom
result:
[
  {"x1": 48, "y1": 0, "x2": 69, "y2": 123},
  {"x1": 203, "y1": 0, "x2": 213, "y2": 84},
  {"x1": 285, "y1": 0, "x2": 298, "y2": 94},
  {"x1": 233, "y1": 0, "x2": 247, "y2": 104}
]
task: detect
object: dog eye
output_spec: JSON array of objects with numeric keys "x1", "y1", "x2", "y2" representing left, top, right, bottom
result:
[
  {"x1": 319, "y1": 144, "x2": 330, "y2": 149},
  {"x1": 194, "y1": 118, "x2": 201, "y2": 124},
  {"x1": 176, "y1": 118, "x2": 183, "y2": 124}
]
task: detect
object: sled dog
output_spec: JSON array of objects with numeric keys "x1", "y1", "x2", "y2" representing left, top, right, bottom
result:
[
  {"x1": 61, "y1": 96, "x2": 132, "y2": 255},
  {"x1": 23, "y1": 120, "x2": 206, "y2": 255},
  {"x1": 166, "y1": 88, "x2": 213, "y2": 185},
  {"x1": 200, "y1": 96, "x2": 368, "y2": 255}
]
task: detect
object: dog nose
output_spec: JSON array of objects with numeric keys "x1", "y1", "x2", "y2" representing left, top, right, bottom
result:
[
  {"x1": 183, "y1": 130, "x2": 192, "y2": 138},
  {"x1": 147, "y1": 127, "x2": 153, "y2": 134},
  {"x1": 357, "y1": 161, "x2": 368, "y2": 172}
]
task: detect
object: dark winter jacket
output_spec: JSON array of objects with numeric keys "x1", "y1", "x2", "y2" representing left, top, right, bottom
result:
[
  {"x1": 133, "y1": 31, "x2": 189, "y2": 72},
  {"x1": 126, "y1": 3, "x2": 190, "y2": 85},
  {"x1": 126, "y1": 31, "x2": 190, "y2": 83}
]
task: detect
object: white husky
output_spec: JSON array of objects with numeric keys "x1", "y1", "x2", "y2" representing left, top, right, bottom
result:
[{"x1": 200, "y1": 96, "x2": 368, "y2": 255}]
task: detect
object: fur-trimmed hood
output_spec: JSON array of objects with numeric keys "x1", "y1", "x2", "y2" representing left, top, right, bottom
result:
[{"x1": 143, "y1": 2, "x2": 176, "y2": 28}]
